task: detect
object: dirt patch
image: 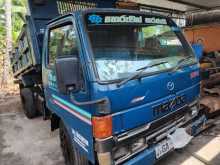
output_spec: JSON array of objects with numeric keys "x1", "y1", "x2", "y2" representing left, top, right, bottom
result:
[
  {"x1": 0, "y1": 96, "x2": 22, "y2": 114},
  {"x1": 0, "y1": 94, "x2": 22, "y2": 114},
  {"x1": 0, "y1": 85, "x2": 22, "y2": 114}
]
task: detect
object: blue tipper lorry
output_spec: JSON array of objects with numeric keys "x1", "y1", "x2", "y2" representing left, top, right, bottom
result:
[{"x1": 11, "y1": 0, "x2": 208, "y2": 165}]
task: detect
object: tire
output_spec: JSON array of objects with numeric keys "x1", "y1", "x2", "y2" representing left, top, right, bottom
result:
[
  {"x1": 20, "y1": 87, "x2": 37, "y2": 119},
  {"x1": 59, "y1": 121, "x2": 89, "y2": 165}
]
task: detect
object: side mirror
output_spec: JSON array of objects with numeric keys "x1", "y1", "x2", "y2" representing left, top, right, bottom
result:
[
  {"x1": 192, "y1": 44, "x2": 203, "y2": 61},
  {"x1": 55, "y1": 57, "x2": 80, "y2": 94}
]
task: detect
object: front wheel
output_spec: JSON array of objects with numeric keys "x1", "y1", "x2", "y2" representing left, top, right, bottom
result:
[{"x1": 59, "y1": 121, "x2": 89, "y2": 165}]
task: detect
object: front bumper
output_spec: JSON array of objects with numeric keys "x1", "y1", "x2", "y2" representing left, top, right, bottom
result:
[
  {"x1": 95, "y1": 104, "x2": 208, "y2": 165},
  {"x1": 123, "y1": 147, "x2": 155, "y2": 165},
  {"x1": 124, "y1": 114, "x2": 207, "y2": 165}
]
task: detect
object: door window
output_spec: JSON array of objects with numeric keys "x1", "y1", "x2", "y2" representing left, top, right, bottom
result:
[{"x1": 48, "y1": 24, "x2": 79, "y2": 66}]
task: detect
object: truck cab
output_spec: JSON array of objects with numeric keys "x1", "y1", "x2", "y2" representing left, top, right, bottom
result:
[{"x1": 40, "y1": 8, "x2": 203, "y2": 165}]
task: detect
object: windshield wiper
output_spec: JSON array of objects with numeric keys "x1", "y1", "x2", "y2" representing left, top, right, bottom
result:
[
  {"x1": 172, "y1": 56, "x2": 194, "y2": 72},
  {"x1": 117, "y1": 61, "x2": 168, "y2": 87}
]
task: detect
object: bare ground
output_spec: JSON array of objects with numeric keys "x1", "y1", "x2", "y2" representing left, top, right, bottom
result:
[
  {"x1": 0, "y1": 90, "x2": 220, "y2": 165},
  {"x1": 0, "y1": 85, "x2": 20, "y2": 114},
  {"x1": 0, "y1": 89, "x2": 65, "y2": 165}
]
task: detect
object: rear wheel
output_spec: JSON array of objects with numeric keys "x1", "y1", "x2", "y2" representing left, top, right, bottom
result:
[
  {"x1": 20, "y1": 87, "x2": 37, "y2": 119},
  {"x1": 59, "y1": 121, "x2": 89, "y2": 165}
]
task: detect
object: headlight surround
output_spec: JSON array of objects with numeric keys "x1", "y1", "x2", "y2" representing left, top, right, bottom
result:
[
  {"x1": 191, "y1": 105, "x2": 199, "y2": 117},
  {"x1": 131, "y1": 138, "x2": 145, "y2": 152},
  {"x1": 113, "y1": 145, "x2": 130, "y2": 160},
  {"x1": 113, "y1": 137, "x2": 147, "y2": 161}
]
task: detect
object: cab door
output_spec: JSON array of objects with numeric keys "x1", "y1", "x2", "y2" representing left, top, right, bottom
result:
[{"x1": 42, "y1": 16, "x2": 95, "y2": 163}]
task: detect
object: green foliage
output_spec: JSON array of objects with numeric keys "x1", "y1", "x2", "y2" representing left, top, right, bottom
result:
[
  {"x1": 0, "y1": 0, "x2": 5, "y2": 52},
  {"x1": 0, "y1": 0, "x2": 6, "y2": 52},
  {"x1": 0, "y1": 0, "x2": 26, "y2": 46},
  {"x1": 11, "y1": 0, "x2": 26, "y2": 41}
]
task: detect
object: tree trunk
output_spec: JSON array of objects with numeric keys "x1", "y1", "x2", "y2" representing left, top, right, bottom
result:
[{"x1": 2, "y1": 0, "x2": 12, "y2": 87}]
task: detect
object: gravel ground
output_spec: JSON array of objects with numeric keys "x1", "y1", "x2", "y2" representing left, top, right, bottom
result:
[{"x1": 1, "y1": 94, "x2": 220, "y2": 165}]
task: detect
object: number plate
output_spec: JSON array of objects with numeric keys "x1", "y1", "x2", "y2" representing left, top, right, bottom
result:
[{"x1": 155, "y1": 139, "x2": 173, "y2": 159}]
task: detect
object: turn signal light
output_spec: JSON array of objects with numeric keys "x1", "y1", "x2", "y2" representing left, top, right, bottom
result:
[{"x1": 92, "y1": 115, "x2": 112, "y2": 139}]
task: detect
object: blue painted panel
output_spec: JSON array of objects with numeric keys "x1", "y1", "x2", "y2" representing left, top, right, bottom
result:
[
  {"x1": 45, "y1": 89, "x2": 95, "y2": 163},
  {"x1": 123, "y1": 147, "x2": 156, "y2": 165},
  {"x1": 92, "y1": 64, "x2": 200, "y2": 113},
  {"x1": 112, "y1": 82, "x2": 199, "y2": 134},
  {"x1": 93, "y1": 64, "x2": 200, "y2": 134}
]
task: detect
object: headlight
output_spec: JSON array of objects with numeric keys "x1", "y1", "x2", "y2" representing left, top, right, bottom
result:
[
  {"x1": 113, "y1": 138, "x2": 146, "y2": 160},
  {"x1": 131, "y1": 138, "x2": 145, "y2": 152},
  {"x1": 191, "y1": 106, "x2": 199, "y2": 117},
  {"x1": 113, "y1": 145, "x2": 129, "y2": 160},
  {"x1": 113, "y1": 137, "x2": 148, "y2": 164},
  {"x1": 189, "y1": 99, "x2": 200, "y2": 118}
]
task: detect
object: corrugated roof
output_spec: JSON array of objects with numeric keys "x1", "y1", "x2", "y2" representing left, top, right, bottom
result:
[
  {"x1": 127, "y1": 0, "x2": 220, "y2": 12},
  {"x1": 170, "y1": 0, "x2": 220, "y2": 9}
]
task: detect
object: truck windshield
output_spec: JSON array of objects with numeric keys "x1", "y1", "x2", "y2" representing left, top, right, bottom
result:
[{"x1": 86, "y1": 16, "x2": 196, "y2": 82}]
